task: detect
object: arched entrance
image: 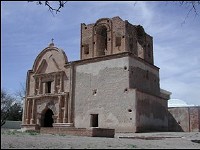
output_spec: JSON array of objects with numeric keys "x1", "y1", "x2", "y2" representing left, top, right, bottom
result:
[
  {"x1": 96, "y1": 25, "x2": 107, "y2": 56},
  {"x1": 42, "y1": 108, "x2": 54, "y2": 127}
]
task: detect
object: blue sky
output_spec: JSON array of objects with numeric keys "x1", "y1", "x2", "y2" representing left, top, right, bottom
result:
[{"x1": 1, "y1": 1, "x2": 200, "y2": 106}]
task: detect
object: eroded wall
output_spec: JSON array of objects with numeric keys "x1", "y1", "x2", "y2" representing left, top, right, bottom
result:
[
  {"x1": 129, "y1": 55, "x2": 160, "y2": 96},
  {"x1": 80, "y1": 16, "x2": 154, "y2": 65},
  {"x1": 168, "y1": 107, "x2": 200, "y2": 132},
  {"x1": 135, "y1": 90, "x2": 168, "y2": 132},
  {"x1": 74, "y1": 56, "x2": 137, "y2": 132}
]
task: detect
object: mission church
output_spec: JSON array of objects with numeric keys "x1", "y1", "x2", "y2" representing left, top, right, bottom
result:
[{"x1": 21, "y1": 16, "x2": 171, "y2": 134}]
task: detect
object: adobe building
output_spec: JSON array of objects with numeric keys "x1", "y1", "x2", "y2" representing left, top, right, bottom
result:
[
  {"x1": 168, "y1": 106, "x2": 200, "y2": 132},
  {"x1": 21, "y1": 16, "x2": 171, "y2": 134}
]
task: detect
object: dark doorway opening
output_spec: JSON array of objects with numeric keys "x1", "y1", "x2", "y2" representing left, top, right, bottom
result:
[
  {"x1": 90, "y1": 114, "x2": 98, "y2": 127},
  {"x1": 43, "y1": 109, "x2": 54, "y2": 127}
]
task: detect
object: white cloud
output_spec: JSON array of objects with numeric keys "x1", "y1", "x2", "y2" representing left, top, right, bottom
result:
[{"x1": 168, "y1": 99, "x2": 195, "y2": 107}]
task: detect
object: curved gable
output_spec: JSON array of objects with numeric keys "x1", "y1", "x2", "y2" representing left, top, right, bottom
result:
[{"x1": 32, "y1": 44, "x2": 68, "y2": 74}]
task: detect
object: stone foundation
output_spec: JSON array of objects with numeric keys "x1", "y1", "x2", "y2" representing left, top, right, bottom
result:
[
  {"x1": 40, "y1": 127, "x2": 115, "y2": 138},
  {"x1": 21, "y1": 124, "x2": 40, "y2": 131}
]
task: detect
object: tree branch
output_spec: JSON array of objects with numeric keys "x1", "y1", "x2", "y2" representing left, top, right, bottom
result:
[{"x1": 28, "y1": 1, "x2": 67, "y2": 15}]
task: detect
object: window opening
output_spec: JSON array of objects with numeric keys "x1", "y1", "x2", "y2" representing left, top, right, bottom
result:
[
  {"x1": 96, "y1": 26, "x2": 107, "y2": 56},
  {"x1": 46, "y1": 81, "x2": 52, "y2": 93},
  {"x1": 116, "y1": 37, "x2": 121, "y2": 47},
  {"x1": 84, "y1": 44, "x2": 89, "y2": 55}
]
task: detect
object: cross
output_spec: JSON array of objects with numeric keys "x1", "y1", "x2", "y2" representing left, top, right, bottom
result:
[{"x1": 51, "y1": 38, "x2": 54, "y2": 43}]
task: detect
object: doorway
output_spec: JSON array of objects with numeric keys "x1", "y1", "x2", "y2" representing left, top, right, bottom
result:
[
  {"x1": 90, "y1": 114, "x2": 98, "y2": 127},
  {"x1": 43, "y1": 108, "x2": 54, "y2": 127}
]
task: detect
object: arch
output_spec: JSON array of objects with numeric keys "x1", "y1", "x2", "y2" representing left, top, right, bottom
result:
[
  {"x1": 41, "y1": 108, "x2": 54, "y2": 127},
  {"x1": 95, "y1": 18, "x2": 111, "y2": 26},
  {"x1": 32, "y1": 46, "x2": 68, "y2": 73},
  {"x1": 96, "y1": 25, "x2": 107, "y2": 56},
  {"x1": 36, "y1": 59, "x2": 48, "y2": 74}
]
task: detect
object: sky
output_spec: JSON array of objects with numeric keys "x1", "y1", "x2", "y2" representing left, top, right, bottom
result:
[{"x1": 1, "y1": 1, "x2": 200, "y2": 106}]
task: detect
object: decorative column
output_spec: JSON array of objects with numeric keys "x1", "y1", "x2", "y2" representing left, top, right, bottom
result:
[
  {"x1": 36, "y1": 114, "x2": 40, "y2": 126},
  {"x1": 22, "y1": 97, "x2": 26, "y2": 124},
  {"x1": 26, "y1": 99, "x2": 30, "y2": 124},
  {"x1": 60, "y1": 72, "x2": 63, "y2": 92},
  {"x1": 68, "y1": 94, "x2": 71, "y2": 123},
  {"x1": 54, "y1": 74, "x2": 57, "y2": 93},
  {"x1": 30, "y1": 99, "x2": 35, "y2": 124},
  {"x1": 57, "y1": 96, "x2": 61, "y2": 123},
  {"x1": 34, "y1": 78, "x2": 37, "y2": 95},
  {"x1": 38, "y1": 77, "x2": 42, "y2": 94},
  {"x1": 63, "y1": 93, "x2": 68, "y2": 123}
]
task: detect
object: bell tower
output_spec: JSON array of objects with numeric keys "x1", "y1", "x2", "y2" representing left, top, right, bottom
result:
[{"x1": 80, "y1": 16, "x2": 154, "y2": 64}]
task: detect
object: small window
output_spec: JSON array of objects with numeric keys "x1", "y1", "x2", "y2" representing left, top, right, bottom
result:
[
  {"x1": 115, "y1": 37, "x2": 121, "y2": 47},
  {"x1": 84, "y1": 44, "x2": 89, "y2": 55},
  {"x1": 46, "y1": 81, "x2": 52, "y2": 93}
]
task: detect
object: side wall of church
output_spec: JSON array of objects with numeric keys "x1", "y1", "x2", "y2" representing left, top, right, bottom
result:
[
  {"x1": 129, "y1": 55, "x2": 160, "y2": 96},
  {"x1": 135, "y1": 90, "x2": 168, "y2": 132},
  {"x1": 74, "y1": 56, "x2": 137, "y2": 132}
]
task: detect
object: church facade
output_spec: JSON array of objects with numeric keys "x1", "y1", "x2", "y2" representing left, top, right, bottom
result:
[{"x1": 21, "y1": 16, "x2": 171, "y2": 133}]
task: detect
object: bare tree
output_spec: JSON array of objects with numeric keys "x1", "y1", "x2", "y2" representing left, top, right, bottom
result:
[
  {"x1": 1, "y1": 88, "x2": 24, "y2": 126},
  {"x1": 1, "y1": 89, "x2": 15, "y2": 126},
  {"x1": 28, "y1": 1, "x2": 199, "y2": 23},
  {"x1": 28, "y1": 1, "x2": 68, "y2": 15},
  {"x1": 173, "y1": 1, "x2": 200, "y2": 24},
  {"x1": 15, "y1": 82, "x2": 26, "y2": 101}
]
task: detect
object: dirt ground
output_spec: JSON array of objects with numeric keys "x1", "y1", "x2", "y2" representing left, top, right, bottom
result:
[{"x1": 1, "y1": 128, "x2": 200, "y2": 149}]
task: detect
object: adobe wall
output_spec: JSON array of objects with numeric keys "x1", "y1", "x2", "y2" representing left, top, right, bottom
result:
[
  {"x1": 129, "y1": 55, "x2": 160, "y2": 96},
  {"x1": 74, "y1": 56, "x2": 137, "y2": 132},
  {"x1": 27, "y1": 47, "x2": 70, "y2": 96},
  {"x1": 135, "y1": 90, "x2": 168, "y2": 132},
  {"x1": 168, "y1": 106, "x2": 200, "y2": 132},
  {"x1": 22, "y1": 44, "x2": 73, "y2": 130},
  {"x1": 80, "y1": 16, "x2": 154, "y2": 65}
]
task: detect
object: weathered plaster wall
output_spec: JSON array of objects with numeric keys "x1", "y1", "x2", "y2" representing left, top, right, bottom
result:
[
  {"x1": 74, "y1": 56, "x2": 137, "y2": 132},
  {"x1": 168, "y1": 107, "x2": 200, "y2": 132},
  {"x1": 129, "y1": 56, "x2": 160, "y2": 96},
  {"x1": 135, "y1": 90, "x2": 168, "y2": 132}
]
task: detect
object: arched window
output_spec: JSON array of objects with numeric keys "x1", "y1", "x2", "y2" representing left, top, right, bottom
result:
[{"x1": 96, "y1": 25, "x2": 107, "y2": 56}]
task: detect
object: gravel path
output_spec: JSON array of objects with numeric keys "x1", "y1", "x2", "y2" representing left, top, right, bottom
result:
[{"x1": 1, "y1": 128, "x2": 200, "y2": 149}]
